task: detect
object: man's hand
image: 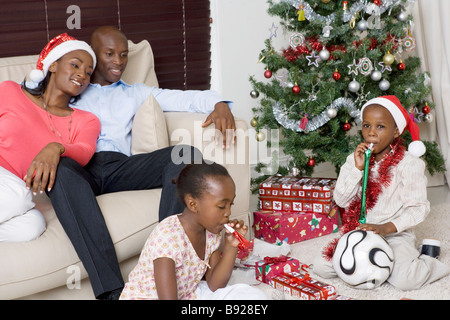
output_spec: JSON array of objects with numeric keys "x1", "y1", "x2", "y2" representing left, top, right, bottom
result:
[
  {"x1": 202, "y1": 102, "x2": 236, "y2": 149},
  {"x1": 25, "y1": 142, "x2": 64, "y2": 195}
]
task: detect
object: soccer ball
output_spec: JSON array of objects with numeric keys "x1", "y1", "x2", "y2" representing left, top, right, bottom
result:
[{"x1": 332, "y1": 230, "x2": 394, "y2": 289}]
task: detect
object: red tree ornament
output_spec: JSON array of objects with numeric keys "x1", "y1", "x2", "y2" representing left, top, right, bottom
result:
[
  {"x1": 343, "y1": 121, "x2": 351, "y2": 131},
  {"x1": 374, "y1": 0, "x2": 381, "y2": 6},
  {"x1": 307, "y1": 157, "x2": 316, "y2": 167},
  {"x1": 422, "y1": 103, "x2": 431, "y2": 114},
  {"x1": 292, "y1": 84, "x2": 301, "y2": 94},
  {"x1": 397, "y1": 61, "x2": 406, "y2": 71},
  {"x1": 264, "y1": 69, "x2": 272, "y2": 79},
  {"x1": 333, "y1": 69, "x2": 341, "y2": 80}
]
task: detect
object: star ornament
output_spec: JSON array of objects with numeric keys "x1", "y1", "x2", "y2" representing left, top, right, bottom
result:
[
  {"x1": 306, "y1": 51, "x2": 320, "y2": 68},
  {"x1": 378, "y1": 61, "x2": 392, "y2": 73},
  {"x1": 347, "y1": 59, "x2": 360, "y2": 76},
  {"x1": 269, "y1": 22, "x2": 278, "y2": 39}
]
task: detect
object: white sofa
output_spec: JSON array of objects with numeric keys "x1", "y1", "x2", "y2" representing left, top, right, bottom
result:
[{"x1": 0, "y1": 40, "x2": 251, "y2": 299}]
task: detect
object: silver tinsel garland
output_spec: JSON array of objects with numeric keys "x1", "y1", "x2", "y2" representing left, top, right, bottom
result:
[
  {"x1": 283, "y1": 0, "x2": 415, "y2": 24},
  {"x1": 273, "y1": 97, "x2": 361, "y2": 133}
]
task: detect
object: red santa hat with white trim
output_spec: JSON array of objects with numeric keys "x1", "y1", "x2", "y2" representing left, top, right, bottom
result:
[
  {"x1": 361, "y1": 95, "x2": 426, "y2": 157},
  {"x1": 29, "y1": 33, "x2": 96, "y2": 83}
]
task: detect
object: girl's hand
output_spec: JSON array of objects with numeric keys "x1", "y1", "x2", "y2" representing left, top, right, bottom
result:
[
  {"x1": 25, "y1": 142, "x2": 64, "y2": 195},
  {"x1": 224, "y1": 219, "x2": 248, "y2": 249},
  {"x1": 354, "y1": 142, "x2": 371, "y2": 170}
]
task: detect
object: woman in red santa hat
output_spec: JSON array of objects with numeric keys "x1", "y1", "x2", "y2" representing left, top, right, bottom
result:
[
  {"x1": 313, "y1": 95, "x2": 450, "y2": 290},
  {"x1": 0, "y1": 33, "x2": 101, "y2": 242}
]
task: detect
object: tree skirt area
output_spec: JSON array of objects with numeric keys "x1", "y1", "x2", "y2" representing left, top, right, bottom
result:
[{"x1": 228, "y1": 203, "x2": 450, "y2": 300}]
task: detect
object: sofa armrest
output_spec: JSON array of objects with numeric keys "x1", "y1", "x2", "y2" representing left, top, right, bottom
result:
[{"x1": 164, "y1": 112, "x2": 250, "y2": 217}]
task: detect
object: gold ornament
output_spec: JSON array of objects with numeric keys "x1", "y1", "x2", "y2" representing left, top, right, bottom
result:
[
  {"x1": 321, "y1": 0, "x2": 332, "y2": 3},
  {"x1": 383, "y1": 51, "x2": 395, "y2": 65},
  {"x1": 255, "y1": 131, "x2": 266, "y2": 142},
  {"x1": 250, "y1": 117, "x2": 258, "y2": 127},
  {"x1": 296, "y1": 5, "x2": 305, "y2": 21}
]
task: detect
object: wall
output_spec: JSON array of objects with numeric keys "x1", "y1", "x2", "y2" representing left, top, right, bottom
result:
[
  {"x1": 210, "y1": 0, "x2": 291, "y2": 169},
  {"x1": 210, "y1": 0, "x2": 336, "y2": 178}
]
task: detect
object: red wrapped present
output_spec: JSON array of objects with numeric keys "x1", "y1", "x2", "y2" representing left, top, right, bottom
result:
[
  {"x1": 259, "y1": 175, "x2": 337, "y2": 214},
  {"x1": 253, "y1": 210, "x2": 338, "y2": 244},
  {"x1": 270, "y1": 271, "x2": 336, "y2": 300},
  {"x1": 255, "y1": 256, "x2": 302, "y2": 284}
]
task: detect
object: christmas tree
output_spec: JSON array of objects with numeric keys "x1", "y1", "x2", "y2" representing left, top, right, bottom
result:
[{"x1": 250, "y1": 0, "x2": 445, "y2": 189}]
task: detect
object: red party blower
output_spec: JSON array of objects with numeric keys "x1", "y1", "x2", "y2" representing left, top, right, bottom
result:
[{"x1": 224, "y1": 224, "x2": 250, "y2": 250}]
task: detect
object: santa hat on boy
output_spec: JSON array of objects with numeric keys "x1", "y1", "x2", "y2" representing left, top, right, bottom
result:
[
  {"x1": 29, "y1": 33, "x2": 96, "y2": 83},
  {"x1": 361, "y1": 95, "x2": 426, "y2": 157}
]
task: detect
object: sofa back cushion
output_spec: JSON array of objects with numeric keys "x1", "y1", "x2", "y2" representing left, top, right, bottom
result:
[
  {"x1": 125, "y1": 40, "x2": 170, "y2": 154},
  {"x1": 122, "y1": 40, "x2": 159, "y2": 88},
  {"x1": 131, "y1": 94, "x2": 170, "y2": 154}
]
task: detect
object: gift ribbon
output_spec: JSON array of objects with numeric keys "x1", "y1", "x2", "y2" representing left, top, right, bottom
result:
[
  {"x1": 283, "y1": 272, "x2": 329, "y2": 300},
  {"x1": 259, "y1": 256, "x2": 289, "y2": 283},
  {"x1": 263, "y1": 256, "x2": 288, "y2": 264}
]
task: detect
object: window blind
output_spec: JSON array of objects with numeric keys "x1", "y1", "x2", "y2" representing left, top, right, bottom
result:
[{"x1": 0, "y1": 0, "x2": 211, "y2": 90}]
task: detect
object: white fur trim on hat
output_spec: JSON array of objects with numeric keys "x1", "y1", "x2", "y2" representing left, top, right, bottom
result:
[
  {"x1": 41, "y1": 40, "x2": 96, "y2": 76},
  {"x1": 361, "y1": 97, "x2": 407, "y2": 133},
  {"x1": 29, "y1": 39, "x2": 96, "y2": 84}
]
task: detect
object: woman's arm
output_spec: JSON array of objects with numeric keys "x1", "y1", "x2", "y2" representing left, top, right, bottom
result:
[{"x1": 61, "y1": 114, "x2": 101, "y2": 166}]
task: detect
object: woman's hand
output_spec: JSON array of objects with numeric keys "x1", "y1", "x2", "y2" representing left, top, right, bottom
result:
[{"x1": 25, "y1": 142, "x2": 64, "y2": 194}]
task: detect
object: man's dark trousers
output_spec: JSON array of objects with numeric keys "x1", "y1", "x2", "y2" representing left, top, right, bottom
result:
[{"x1": 47, "y1": 145, "x2": 202, "y2": 299}]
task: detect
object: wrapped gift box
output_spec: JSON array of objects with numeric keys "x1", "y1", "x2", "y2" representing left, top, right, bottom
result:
[
  {"x1": 259, "y1": 175, "x2": 337, "y2": 214},
  {"x1": 255, "y1": 256, "x2": 302, "y2": 284},
  {"x1": 270, "y1": 272, "x2": 336, "y2": 300},
  {"x1": 253, "y1": 210, "x2": 338, "y2": 244}
]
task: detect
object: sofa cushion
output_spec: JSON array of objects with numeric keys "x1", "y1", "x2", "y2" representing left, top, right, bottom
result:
[
  {"x1": 131, "y1": 94, "x2": 170, "y2": 155},
  {"x1": 122, "y1": 40, "x2": 159, "y2": 88}
]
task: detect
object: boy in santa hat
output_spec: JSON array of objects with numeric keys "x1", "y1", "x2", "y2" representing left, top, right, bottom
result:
[{"x1": 313, "y1": 95, "x2": 450, "y2": 290}]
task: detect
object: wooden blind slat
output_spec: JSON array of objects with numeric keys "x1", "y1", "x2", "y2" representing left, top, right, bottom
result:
[{"x1": 0, "y1": 0, "x2": 211, "y2": 90}]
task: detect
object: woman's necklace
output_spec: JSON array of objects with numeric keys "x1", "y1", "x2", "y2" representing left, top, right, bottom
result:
[{"x1": 41, "y1": 97, "x2": 73, "y2": 144}]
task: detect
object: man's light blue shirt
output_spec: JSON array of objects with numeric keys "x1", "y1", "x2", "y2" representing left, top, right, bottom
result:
[{"x1": 72, "y1": 80, "x2": 232, "y2": 156}]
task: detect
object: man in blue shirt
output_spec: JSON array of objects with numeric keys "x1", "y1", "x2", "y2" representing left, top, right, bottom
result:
[{"x1": 47, "y1": 26, "x2": 236, "y2": 300}]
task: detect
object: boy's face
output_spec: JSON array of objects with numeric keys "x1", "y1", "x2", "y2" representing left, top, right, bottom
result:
[{"x1": 362, "y1": 104, "x2": 400, "y2": 159}]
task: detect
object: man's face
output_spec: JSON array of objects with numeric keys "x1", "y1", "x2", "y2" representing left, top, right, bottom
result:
[{"x1": 91, "y1": 32, "x2": 128, "y2": 85}]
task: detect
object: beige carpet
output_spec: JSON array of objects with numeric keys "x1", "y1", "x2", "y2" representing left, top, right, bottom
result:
[{"x1": 229, "y1": 203, "x2": 450, "y2": 300}]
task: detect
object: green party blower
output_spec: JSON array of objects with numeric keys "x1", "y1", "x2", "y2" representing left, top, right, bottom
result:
[{"x1": 359, "y1": 143, "x2": 373, "y2": 224}]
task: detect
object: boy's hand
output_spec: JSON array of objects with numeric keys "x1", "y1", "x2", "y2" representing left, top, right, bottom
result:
[
  {"x1": 356, "y1": 222, "x2": 397, "y2": 236},
  {"x1": 354, "y1": 142, "x2": 372, "y2": 170}
]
